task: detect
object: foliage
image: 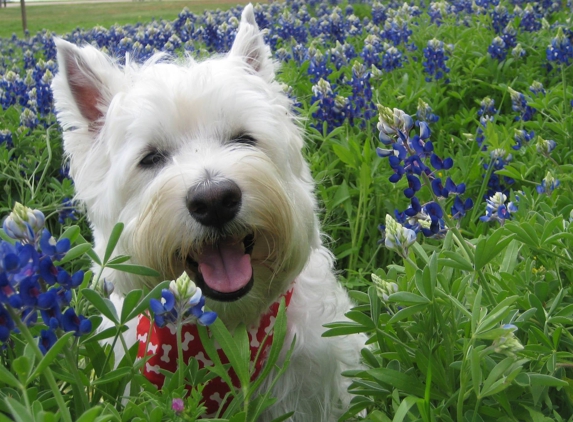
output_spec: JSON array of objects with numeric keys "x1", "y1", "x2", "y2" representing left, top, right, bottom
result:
[{"x1": 1, "y1": 0, "x2": 573, "y2": 420}]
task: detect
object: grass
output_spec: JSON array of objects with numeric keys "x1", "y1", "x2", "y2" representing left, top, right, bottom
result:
[{"x1": 0, "y1": 0, "x2": 248, "y2": 38}]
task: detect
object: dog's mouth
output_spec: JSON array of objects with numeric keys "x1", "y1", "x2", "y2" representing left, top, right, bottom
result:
[{"x1": 185, "y1": 234, "x2": 255, "y2": 302}]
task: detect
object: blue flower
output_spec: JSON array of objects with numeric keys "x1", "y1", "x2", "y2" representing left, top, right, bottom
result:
[
  {"x1": 62, "y1": 308, "x2": 92, "y2": 336},
  {"x1": 488, "y1": 36, "x2": 507, "y2": 61},
  {"x1": 39, "y1": 230, "x2": 71, "y2": 260},
  {"x1": 547, "y1": 27, "x2": 573, "y2": 65},
  {"x1": 451, "y1": 196, "x2": 474, "y2": 219},
  {"x1": 404, "y1": 175, "x2": 422, "y2": 198},
  {"x1": 423, "y1": 39, "x2": 451, "y2": 82},
  {"x1": 38, "y1": 329, "x2": 57, "y2": 354},
  {"x1": 536, "y1": 172, "x2": 560, "y2": 195},
  {"x1": 508, "y1": 87, "x2": 536, "y2": 122},
  {"x1": 0, "y1": 304, "x2": 15, "y2": 342}
]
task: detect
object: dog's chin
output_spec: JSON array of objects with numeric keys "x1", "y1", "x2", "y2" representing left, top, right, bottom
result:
[{"x1": 184, "y1": 233, "x2": 255, "y2": 302}]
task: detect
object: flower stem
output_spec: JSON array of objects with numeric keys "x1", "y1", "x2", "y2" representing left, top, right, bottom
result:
[
  {"x1": 176, "y1": 316, "x2": 185, "y2": 388},
  {"x1": 8, "y1": 307, "x2": 73, "y2": 422}
]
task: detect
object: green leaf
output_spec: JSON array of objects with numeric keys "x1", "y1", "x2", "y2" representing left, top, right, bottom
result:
[
  {"x1": 76, "y1": 407, "x2": 102, "y2": 422},
  {"x1": 92, "y1": 367, "x2": 132, "y2": 385},
  {"x1": 59, "y1": 225, "x2": 81, "y2": 243},
  {"x1": 54, "y1": 243, "x2": 92, "y2": 265},
  {"x1": 500, "y1": 240, "x2": 520, "y2": 274},
  {"x1": 440, "y1": 251, "x2": 473, "y2": 272},
  {"x1": 368, "y1": 368, "x2": 443, "y2": 399},
  {"x1": 474, "y1": 229, "x2": 516, "y2": 271},
  {"x1": 124, "y1": 280, "x2": 170, "y2": 322},
  {"x1": 82, "y1": 289, "x2": 119, "y2": 324},
  {"x1": 4, "y1": 397, "x2": 33, "y2": 422},
  {"x1": 471, "y1": 287, "x2": 483, "y2": 335},
  {"x1": 388, "y1": 303, "x2": 429, "y2": 324},
  {"x1": 208, "y1": 318, "x2": 250, "y2": 387},
  {"x1": 29, "y1": 332, "x2": 75, "y2": 382},
  {"x1": 106, "y1": 255, "x2": 131, "y2": 265},
  {"x1": 527, "y1": 373, "x2": 567, "y2": 387},
  {"x1": 0, "y1": 363, "x2": 22, "y2": 388},
  {"x1": 345, "y1": 310, "x2": 375, "y2": 329},
  {"x1": 387, "y1": 292, "x2": 430, "y2": 305},
  {"x1": 480, "y1": 357, "x2": 514, "y2": 398},
  {"x1": 103, "y1": 222, "x2": 124, "y2": 264},
  {"x1": 470, "y1": 347, "x2": 482, "y2": 397},
  {"x1": 120, "y1": 289, "x2": 143, "y2": 324},
  {"x1": 391, "y1": 396, "x2": 420, "y2": 422},
  {"x1": 106, "y1": 263, "x2": 160, "y2": 277},
  {"x1": 12, "y1": 356, "x2": 31, "y2": 384},
  {"x1": 269, "y1": 411, "x2": 295, "y2": 422}
]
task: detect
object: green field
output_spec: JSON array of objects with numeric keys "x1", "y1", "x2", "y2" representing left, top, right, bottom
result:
[{"x1": 0, "y1": 0, "x2": 247, "y2": 38}]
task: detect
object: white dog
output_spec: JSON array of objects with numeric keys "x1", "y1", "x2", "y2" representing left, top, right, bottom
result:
[{"x1": 52, "y1": 5, "x2": 364, "y2": 421}]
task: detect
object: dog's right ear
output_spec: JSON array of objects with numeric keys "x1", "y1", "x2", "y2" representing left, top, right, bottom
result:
[{"x1": 52, "y1": 38, "x2": 122, "y2": 131}]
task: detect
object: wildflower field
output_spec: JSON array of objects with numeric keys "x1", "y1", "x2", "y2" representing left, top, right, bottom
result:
[{"x1": 1, "y1": 0, "x2": 573, "y2": 420}]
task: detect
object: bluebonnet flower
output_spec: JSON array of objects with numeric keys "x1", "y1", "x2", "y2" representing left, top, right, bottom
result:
[
  {"x1": 348, "y1": 62, "x2": 375, "y2": 127},
  {"x1": 371, "y1": 273, "x2": 398, "y2": 302},
  {"x1": 546, "y1": 27, "x2": 573, "y2": 65},
  {"x1": 381, "y1": 43, "x2": 403, "y2": 72},
  {"x1": 535, "y1": 136, "x2": 557, "y2": 156},
  {"x1": 491, "y1": 324, "x2": 524, "y2": 355},
  {"x1": 513, "y1": 129, "x2": 534, "y2": 150},
  {"x1": 383, "y1": 17, "x2": 413, "y2": 47},
  {"x1": 480, "y1": 192, "x2": 517, "y2": 224},
  {"x1": 488, "y1": 36, "x2": 507, "y2": 61},
  {"x1": 150, "y1": 272, "x2": 217, "y2": 328},
  {"x1": 58, "y1": 198, "x2": 78, "y2": 224},
  {"x1": 376, "y1": 105, "x2": 472, "y2": 237},
  {"x1": 0, "y1": 130, "x2": 13, "y2": 149},
  {"x1": 491, "y1": 5, "x2": 510, "y2": 33},
  {"x1": 529, "y1": 81, "x2": 545, "y2": 96},
  {"x1": 428, "y1": 2, "x2": 453, "y2": 26},
  {"x1": 451, "y1": 196, "x2": 474, "y2": 219},
  {"x1": 508, "y1": 87, "x2": 536, "y2": 121},
  {"x1": 0, "y1": 304, "x2": 15, "y2": 342},
  {"x1": 311, "y1": 79, "x2": 349, "y2": 133},
  {"x1": 38, "y1": 329, "x2": 57, "y2": 355},
  {"x1": 307, "y1": 49, "x2": 331, "y2": 84},
  {"x1": 360, "y1": 35, "x2": 383, "y2": 68},
  {"x1": 382, "y1": 214, "x2": 417, "y2": 257},
  {"x1": 423, "y1": 39, "x2": 451, "y2": 82},
  {"x1": 416, "y1": 99, "x2": 439, "y2": 124},
  {"x1": 536, "y1": 171, "x2": 559, "y2": 194},
  {"x1": 0, "y1": 204, "x2": 91, "y2": 352},
  {"x1": 511, "y1": 43, "x2": 526, "y2": 59},
  {"x1": 371, "y1": 2, "x2": 387, "y2": 25},
  {"x1": 520, "y1": 5, "x2": 541, "y2": 32},
  {"x1": 501, "y1": 23, "x2": 517, "y2": 49}
]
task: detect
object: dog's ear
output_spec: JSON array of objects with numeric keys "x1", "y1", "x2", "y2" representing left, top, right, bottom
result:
[
  {"x1": 229, "y1": 4, "x2": 275, "y2": 82},
  {"x1": 52, "y1": 38, "x2": 122, "y2": 131}
]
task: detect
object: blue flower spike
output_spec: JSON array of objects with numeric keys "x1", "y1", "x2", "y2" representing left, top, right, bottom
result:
[
  {"x1": 150, "y1": 272, "x2": 217, "y2": 328},
  {"x1": 0, "y1": 204, "x2": 92, "y2": 353}
]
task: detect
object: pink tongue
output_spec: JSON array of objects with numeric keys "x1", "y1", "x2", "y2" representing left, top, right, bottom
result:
[{"x1": 197, "y1": 242, "x2": 252, "y2": 293}]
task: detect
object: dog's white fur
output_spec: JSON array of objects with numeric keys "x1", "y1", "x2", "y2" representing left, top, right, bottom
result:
[{"x1": 52, "y1": 5, "x2": 364, "y2": 421}]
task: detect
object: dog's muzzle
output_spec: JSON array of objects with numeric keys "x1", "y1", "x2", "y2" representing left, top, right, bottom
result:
[{"x1": 185, "y1": 180, "x2": 254, "y2": 301}]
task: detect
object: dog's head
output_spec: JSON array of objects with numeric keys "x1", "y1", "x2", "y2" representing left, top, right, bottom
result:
[{"x1": 52, "y1": 5, "x2": 319, "y2": 324}]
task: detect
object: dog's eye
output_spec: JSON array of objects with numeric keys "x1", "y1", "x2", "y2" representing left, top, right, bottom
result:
[
  {"x1": 139, "y1": 150, "x2": 166, "y2": 168},
  {"x1": 233, "y1": 134, "x2": 257, "y2": 146}
]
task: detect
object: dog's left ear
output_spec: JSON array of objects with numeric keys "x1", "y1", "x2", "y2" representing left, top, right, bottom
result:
[{"x1": 229, "y1": 4, "x2": 274, "y2": 82}]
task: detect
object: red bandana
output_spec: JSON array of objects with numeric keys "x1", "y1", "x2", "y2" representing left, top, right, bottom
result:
[{"x1": 136, "y1": 288, "x2": 293, "y2": 416}]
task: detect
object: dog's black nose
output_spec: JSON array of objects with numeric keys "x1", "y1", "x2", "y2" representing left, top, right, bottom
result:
[{"x1": 186, "y1": 180, "x2": 242, "y2": 228}]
